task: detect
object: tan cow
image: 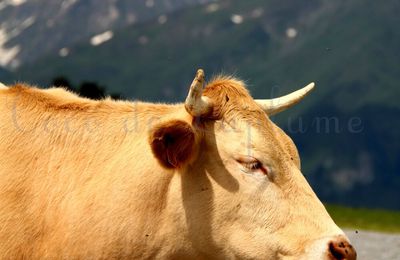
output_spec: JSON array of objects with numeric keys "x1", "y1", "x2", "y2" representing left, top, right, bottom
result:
[{"x1": 0, "y1": 71, "x2": 356, "y2": 260}]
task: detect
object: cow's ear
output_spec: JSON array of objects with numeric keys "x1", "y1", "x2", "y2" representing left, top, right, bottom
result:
[{"x1": 149, "y1": 120, "x2": 197, "y2": 169}]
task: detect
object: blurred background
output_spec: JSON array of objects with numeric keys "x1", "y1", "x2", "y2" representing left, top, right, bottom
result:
[{"x1": 0, "y1": 0, "x2": 399, "y2": 213}]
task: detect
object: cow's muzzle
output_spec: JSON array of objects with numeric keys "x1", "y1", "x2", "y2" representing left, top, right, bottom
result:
[{"x1": 328, "y1": 235, "x2": 357, "y2": 260}]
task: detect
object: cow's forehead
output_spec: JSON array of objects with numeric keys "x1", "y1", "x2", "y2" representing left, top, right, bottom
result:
[
  {"x1": 209, "y1": 112, "x2": 280, "y2": 156},
  {"x1": 216, "y1": 109, "x2": 273, "y2": 136}
]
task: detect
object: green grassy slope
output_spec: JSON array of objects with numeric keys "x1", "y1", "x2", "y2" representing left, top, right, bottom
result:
[{"x1": 326, "y1": 204, "x2": 400, "y2": 233}]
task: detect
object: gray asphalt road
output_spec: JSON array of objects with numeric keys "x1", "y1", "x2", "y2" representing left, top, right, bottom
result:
[{"x1": 344, "y1": 229, "x2": 400, "y2": 260}]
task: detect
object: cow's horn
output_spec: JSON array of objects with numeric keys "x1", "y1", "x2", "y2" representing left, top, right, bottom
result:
[
  {"x1": 184, "y1": 69, "x2": 212, "y2": 117},
  {"x1": 255, "y1": 82, "x2": 315, "y2": 115},
  {"x1": 0, "y1": 82, "x2": 7, "y2": 89}
]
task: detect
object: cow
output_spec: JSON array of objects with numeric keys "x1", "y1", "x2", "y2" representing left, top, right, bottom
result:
[{"x1": 0, "y1": 70, "x2": 356, "y2": 259}]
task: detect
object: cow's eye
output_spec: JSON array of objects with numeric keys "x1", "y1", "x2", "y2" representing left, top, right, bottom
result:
[
  {"x1": 236, "y1": 156, "x2": 265, "y2": 173},
  {"x1": 243, "y1": 161, "x2": 262, "y2": 170}
]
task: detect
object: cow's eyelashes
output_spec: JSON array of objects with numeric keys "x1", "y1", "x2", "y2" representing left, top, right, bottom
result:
[
  {"x1": 236, "y1": 156, "x2": 266, "y2": 174},
  {"x1": 243, "y1": 161, "x2": 262, "y2": 171}
]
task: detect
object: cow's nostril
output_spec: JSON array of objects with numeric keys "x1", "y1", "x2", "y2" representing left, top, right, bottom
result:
[{"x1": 328, "y1": 237, "x2": 357, "y2": 260}]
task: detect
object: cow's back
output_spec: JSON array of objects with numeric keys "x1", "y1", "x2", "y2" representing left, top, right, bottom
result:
[{"x1": 0, "y1": 85, "x2": 180, "y2": 259}]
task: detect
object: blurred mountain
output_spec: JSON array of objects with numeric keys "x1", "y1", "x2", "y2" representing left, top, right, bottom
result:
[
  {"x1": 0, "y1": 67, "x2": 12, "y2": 82},
  {"x1": 9, "y1": 0, "x2": 400, "y2": 209},
  {"x1": 0, "y1": 0, "x2": 215, "y2": 69},
  {"x1": 13, "y1": 0, "x2": 400, "y2": 108}
]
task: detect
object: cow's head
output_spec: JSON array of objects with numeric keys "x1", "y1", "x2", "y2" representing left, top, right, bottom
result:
[{"x1": 149, "y1": 70, "x2": 356, "y2": 259}]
